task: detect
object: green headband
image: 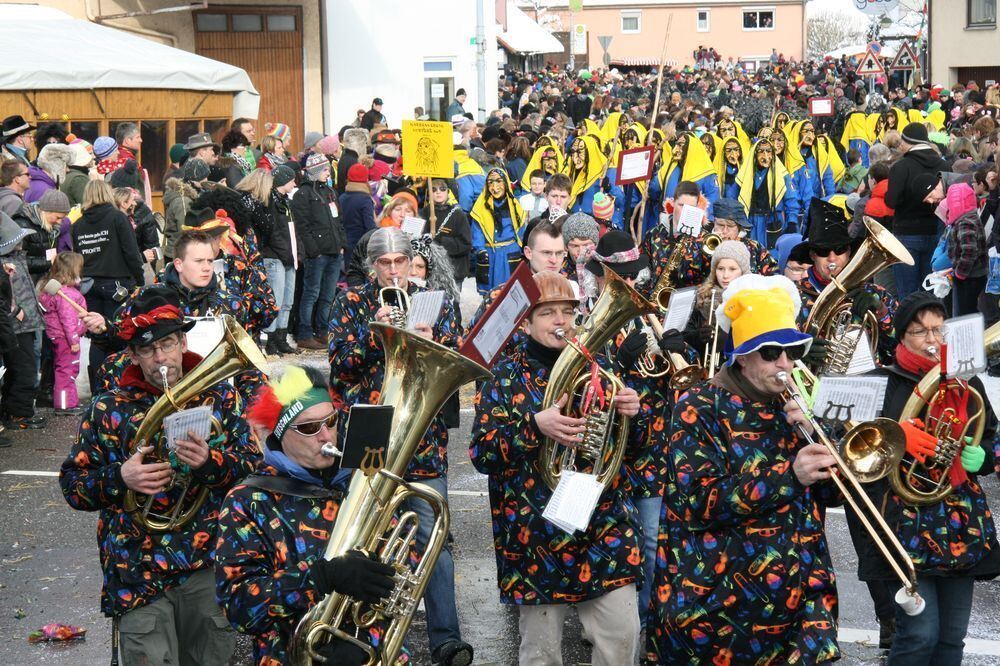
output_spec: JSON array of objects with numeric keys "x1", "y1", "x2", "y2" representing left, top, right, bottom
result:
[{"x1": 273, "y1": 388, "x2": 331, "y2": 441}]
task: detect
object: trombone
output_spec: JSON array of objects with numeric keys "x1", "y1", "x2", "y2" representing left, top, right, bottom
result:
[
  {"x1": 702, "y1": 289, "x2": 722, "y2": 379},
  {"x1": 777, "y1": 370, "x2": 924, "y2": 616}
]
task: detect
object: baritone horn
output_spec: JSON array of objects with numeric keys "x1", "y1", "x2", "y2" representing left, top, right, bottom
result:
[
  {"x1": 379, "y1": 278, "x2": 409, "y2": 328},
  {"x1": 122, "y1": 315, "x2": 270, "y2": 532},
  {"x1": 289, "y1": 323, "x2": 491, "y2": 665}
]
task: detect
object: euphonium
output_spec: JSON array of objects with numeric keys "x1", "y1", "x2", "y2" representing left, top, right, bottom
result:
[
  {"x1": 804, "y1": 217, "x2": 913, "y2": 374},
  {"x1": 379, "y1": 278, "x2": 409, "y2": 328},
  {"x1": 122, "y1": 315, "x2": 270, "y2": 532},
  {"x1": 891, "y1": 322, "x2": 1000, "y2": 505},
  {"x1": 289, "y1": 323, "x2": 491, "y2": 665},
  {"x1": 539, "y1": 266, "x2": 657, "y2": 491}
]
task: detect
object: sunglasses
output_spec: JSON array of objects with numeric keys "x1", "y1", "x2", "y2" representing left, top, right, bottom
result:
[
  {"x1": 815, "y1": 245, "x2": 849, "y2": 256},
  {"x1": 758, "y1": 343, "x2": 807, "y2": 362},
  {"x1": 431, "y1": 185, "x2": 449, "y2": 192},
  {"x1": 289, "y1": 412, "x2": 338, "y2": 437}
]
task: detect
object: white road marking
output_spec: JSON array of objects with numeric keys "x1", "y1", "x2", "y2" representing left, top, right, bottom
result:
[
  {"x1": 450, "y1": 490, "x2": 488, "y2": 497},
  {"x1": 827, "y1": 507, "x2": 846, "y2": 515},
  {"x1": 838, "y1": 627, "x2": 1000, "y2": 656},
  {"x1": 1, "y1": 470, "x2": 58, "y2": 477}
]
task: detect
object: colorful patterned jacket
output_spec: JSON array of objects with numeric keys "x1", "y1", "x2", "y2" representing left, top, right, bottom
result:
[
  {"x1": 328, "y1": 280, "x2": 460, "y2": 479},
  {"x1": 215, "y1": 465, "x2": 403, "y2": 666},
  {"x1": 646, "y1": 374, "x2": 840, "y2": 665},
  {"x1": 58, "y1": 353, "x2": 259, "y2": 617},
  {"x1": 470, "y1": 339, "x2": 644, "y2": 605}
]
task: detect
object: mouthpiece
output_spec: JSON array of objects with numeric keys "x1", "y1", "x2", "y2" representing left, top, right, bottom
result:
[
  {"x1": 926, "y1": 345, "x2": 939, "y2": 360},
  {"x1": 554, "y1": 328, "x2": 567, "y2": 340},
  {"x1": 320, "y1": 443, "x2": 343, "y2": 458},
  {"x1": 827, "y1": 262, "x2": 837, "y2": 272},
  {"x1": 159, "y1": 365, "x2": 170, "y2": 389}
]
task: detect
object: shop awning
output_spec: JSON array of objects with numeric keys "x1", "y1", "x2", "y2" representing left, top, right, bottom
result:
[
  {"x1": 498, "y1": 6, "x2": 564, "y2": 55},
  {"x1": 610, "y1": 57, "x2": 661, "y2": 67}
]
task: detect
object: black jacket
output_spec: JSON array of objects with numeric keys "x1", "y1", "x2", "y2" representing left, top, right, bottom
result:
[
  {"x1": 12, "y1": 204, "x2": 55, "y2": 284},
  {"x1": 131, "y1": 202, "x2": 162, "y2": 256},
  {"x1": 71, "y1": 203, "x2": 144, "y2": 284},
  {"x1": 345, "y1": 228, "x2": 374, "y2": 286},
  {"x1": 262, "y1": 189, "x2": 303, "y2": 268},
  {"x1": 291, "y1": 180, "x2": 345, "y2": 258},
  {"x1": 421, "y1": 202, "x2": 472, "y2": 280},
  {"x1": 884, "y1": 146, "x2": 947, "y2": 235},
  {"x1": 336, "y1": 148, "x2": 359, "y2": 195},
  {"x1": 360, "y1": 109, "x2": 384, "y2": 131}
]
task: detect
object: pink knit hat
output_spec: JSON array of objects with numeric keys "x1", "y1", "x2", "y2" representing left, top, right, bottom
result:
[
  {"x1": 591, "y1": 192, "x2": 615, "y2": 221},
  {"x1": 315, "y1": 134, "x2": 341, "y2": 156}
]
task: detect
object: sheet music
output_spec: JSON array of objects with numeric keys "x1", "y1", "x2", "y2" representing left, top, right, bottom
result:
[
  {"x1": 946, "y1": 313, "x2": 986, "y2": 379},
  {"x1": 846, "y1": 330, "x2": 877, "y2": 376},
  {"x1": 406, "y1": 290, "x2": 445, "y2": 330},
  {"x1": 812, "y1": 375, "x2": 888, "y2": 423},
  {"x1": 401, "y1": 216, "x2": 426, "y2": 238},
  {"x1": 163, "y1": 405, "x2": 213, "y2": 452},
  {"x1": 185, "y1": 317, "x2": 224, "y2": 359},
  {"x1": 472, "y1": 281, "x2": 531, "y2": 364},
  {"x1": 676, "y1": 204, "x2": 706, "y2": 237},
  {"x1": 662, "y1": 287, "x2": 697, "y2": 332},
  {"x1": 542, "y1": 471, "x2": 603, "y2": 534}
]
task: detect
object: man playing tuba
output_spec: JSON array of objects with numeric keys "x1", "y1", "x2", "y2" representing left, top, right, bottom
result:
[{"x1": 59, "y1": 286, "x2": 260, "y2": 666}]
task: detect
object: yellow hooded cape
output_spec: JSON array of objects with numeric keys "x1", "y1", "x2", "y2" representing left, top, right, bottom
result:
[
  {"x1": 716, "y1": 135, "x2": 750, "y2": 187},
  {"x1": 657, "y1": 132, "x2": 715, "y2": 190},
  {"x1": 736, "y1": 140, "x2": 789, "y2": 214},
  {"x1": 567, "y1": 134, "x2": 607, "y2": 210},
  {"x1": 470, "y1": 168, "x2": 526, "y2": 246},
  {"x1": 818, "y1": 135, "x2": 845, "y2": 185},
  {"x1": 520, "y1": 144, "x2": 565, "y2": 192},
  {"x1": 840, "y1": 112, "x2": 871, "y2": 152},
  {"x1": 780, "y1": 121, "x2": 806, "y2": 175}
]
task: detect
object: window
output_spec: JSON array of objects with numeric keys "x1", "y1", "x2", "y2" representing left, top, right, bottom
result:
[
  {"x1": 204, "y1": 119, "x2": 229, "y2": 144},
  {"x1": 69, "y1": 121, "x2": 99, "y2": 145},
  {"x1": 423, "y1": 61, "x2": 454, "y2": 73},
  {"x1": 266, "y1": 14, "x2": 296, "y2": 31},
  {"x1": 195, "y1": 13, "x2": 226, "y2": 31},
  {"x1": 743, "y1": 8, "x2": 775, "y2": 30},
  {"x1": 175, "y1": 120, "x2": 201, "y2": 146},
  {"x1": 969, "y1": 0, "x2": 997, "y2": 26},
  {"x1": 140, "y1": 121, "x2": 167, "y2": 194},
  {"x1": 621, "y1": 10, "x2": 641, "y2": 34},
  {"x1": 232, "y1": 14, "x2": 262, "y2": 32},
  {"x1": 697, "y1": 9, "x2": 710, "y2": 32}
]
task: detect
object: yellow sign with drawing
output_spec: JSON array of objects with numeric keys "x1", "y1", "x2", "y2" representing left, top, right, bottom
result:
[{"x1": 401, "y1": 120, "x2": 455, "y2": 179}]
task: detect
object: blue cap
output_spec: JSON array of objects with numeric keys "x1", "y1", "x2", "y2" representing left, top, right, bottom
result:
[
  {"x1": 713, "y1": 198, "x2": 749, "y2": 228},
  {"x1": 93, "y1": 136, "x2": 118, "y2": 161}
]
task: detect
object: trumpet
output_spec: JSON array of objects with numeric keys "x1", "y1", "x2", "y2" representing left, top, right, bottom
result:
[
  {"x1": 379, "y1": 278, "x2": 409, "y2": 328},
  {"x1": 634, "y1": 314, "x2": 704, "y2": 390},
  {"x1": 777, "y1": 369, "x2": 924, "y2": 615},
  {"x1": 701, "y1": 233, "x2": 721, "y2": 257}
]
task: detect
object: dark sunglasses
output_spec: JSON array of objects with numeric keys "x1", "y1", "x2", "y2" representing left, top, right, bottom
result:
[
  {"x1": 289, "y1": 412, "x2": 338, "y2": 436},
  {"x1": 431, "y1": 185, "x2": 449, "y2": 192},
  {"x1": 758, "y1": 344, "x2": 807, "y2": 362},
  {"x1": 815, "y1": 245, "x2": 849, "y2": 256}
]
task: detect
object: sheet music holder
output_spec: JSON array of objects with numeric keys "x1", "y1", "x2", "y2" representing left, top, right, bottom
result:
[
  {"x1": 460, "y1": 262, "x2": 541, "y2": 367},
  {"x1": 341, "y1": 404, "x2": 395, "y2": 469}
]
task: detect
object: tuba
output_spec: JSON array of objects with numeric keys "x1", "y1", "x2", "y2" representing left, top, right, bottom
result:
[
  {"x1": 122, "y1": 315, "x2": 270, "y2": 532},
  {"x1": 804, "y1": 217, "x2": 913, "y2": 374},
  {"x1": 378, "y1": 278, "x2": 410, "y2": 328},
  {"x1": 539, "y1": 266, "x2": 657, "y2": 490},
  {"x1": 289, "y1": 323, "x2": 491, "y2": 665},
  {"x1": 891, "y1": 322, "x2": 1000, "y2": 505}
]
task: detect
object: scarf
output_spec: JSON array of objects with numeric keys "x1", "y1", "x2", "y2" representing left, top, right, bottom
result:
[
  {"x1": 894, "y1": 343, "x2": 937, "y2": 376},
  {"x1": 526, "y1": 336, "x2": 563, "y2": 370},
  {"x1": 710, "y1": 362, "x2": 780, "y2": 404}
]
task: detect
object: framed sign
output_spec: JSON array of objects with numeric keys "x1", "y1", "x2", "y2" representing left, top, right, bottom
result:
[
  {"x1": 460, "y1": 262, "x2": 541, "y2": 367},
  {"x1": 614, "y1": 144, "x2": 656, "y2": 186},
  {"x1": 809, "y1": 97, "x2": 834, "y2": 117}
]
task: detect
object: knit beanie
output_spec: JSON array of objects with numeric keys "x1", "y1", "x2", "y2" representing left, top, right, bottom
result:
[
  {"x1": 315, "y1": 134, "x2": 341, "y2": 156},
  {"x1": 182, "y1": 157, "x2": 211, "y2": 182},
  {"x1": 304, "y1": 153, "x2": 329, "y2": 180},
  {"x1": 265, "y1": 122, "x2": 292, "y2": 144},
  {"x1": 272, "y1": 164, "x2": 296, "y2": 188},
  {"x1": 347, "y1": 163, "x2": 369, "y2": 183},
  {"x1": 562, "y1": 213, "x2": 600, "y2": 245},
  {"x1": 169, "y1": 143, "x2": 187, "y2": 164},
  {"x1": 592, "y1": 192, "x2": 614, "y2": 220},
  {"x1": 303, "y1": 131, "x2": 324, "y2": 151},
  {"x1": 108, "y1": 159, "x2": 138, "y2": 188},
  {"x1": 912, "y1": 172, "x2": 941, "y2": 200},
  {"x1": 93, "y1": 136, "x2": 118, "y2": 160},
  {"x1": 710, "y1": 240, "x2": 751, "y2": 276},
  {"x1": 38, "y1": 189, "x2": 71, "y2": 214},
  {"x1": 894, "y1": 290, "x2": 946, "y2": 340}
]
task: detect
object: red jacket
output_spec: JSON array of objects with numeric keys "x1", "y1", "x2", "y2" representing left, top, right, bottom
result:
[{"x1": 864, "y1": 179, "x2": 895, "y2": 220}]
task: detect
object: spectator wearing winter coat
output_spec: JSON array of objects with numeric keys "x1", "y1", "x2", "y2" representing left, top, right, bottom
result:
[
  {"x1": 291, "y1": 153, "x2": 346, "y2": 348},
  {"x1": 422, "y1": 178, "x2": 472, "y2": 281},
  {"x1": 259, "y1": 165, "x2": 303, "y2": 356},
  {"x1": 0, "y1": 159, "x2": 29, "y2": 217},
  {"x1": 339, "y1": 163, "x2": 376, "y2": 263},
  {"x1": 336, "y1": 128, "x2": 367, "y2": 195},
  {"x1": 111, "y1": 188, "x2": 160, "y2": 274},
  {"x1": 162, "y1": 158, "x2": 208, "y2": 260},
  {"x1": 945, "y1": 182, "x2": 988, "y2": 316},
  {"x1": 61, "y1": 142, "x2": 95, "y2": 207},
  {"x1": 25, "y1": 143, "x2": 73, "y2": 204},
  {"x1": 13, "y1": 190, "x2": 65, "y2": 284},
  {"x1": 37, "y1": 252, "x2": 87, "y2": 413}
]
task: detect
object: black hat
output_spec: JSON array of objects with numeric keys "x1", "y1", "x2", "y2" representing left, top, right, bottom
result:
[
  {"x1": 372, "y1": 97, "x2": 383, "y2": 106},
  {"x1": 585, "y1": 230, "x2": 649, "y2": 276},
  {"x1": 108, "y1": 159, "x2": 139, "y2": 188},
  {"x1": 893, "y1": 290, "x2": 946, "y2": 340},
  {"x1": 1, "y1": 114, "x2": 36, "y2": 140},
  {"x1": 900, "y1": 123, "x2": 931, "y2": 146},
  {"x1": 456, "y1": 88, "x2": 467, "y2": 97},
  {"x1": 912, "y1": 172, "x2": 941, "y2": 200},
  {"x1": 183, "y1": 207, "x2": 228, "y2": 236},
  {"x1": 117, "y1": 286, "x2": 195, "y2": 346},
  {"x1": 805, "y1": 198, "x2": 853, "y2": 251},
  {"x1": 272, "y1": 164, "x2": 296, "y2": 188}
]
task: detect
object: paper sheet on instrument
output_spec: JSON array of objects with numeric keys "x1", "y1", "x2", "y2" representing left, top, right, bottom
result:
[
  {"x1": 946, "y1": 313, "x2": 986, "y2": 379},
  {"x1": 185, "y1": 317, "x2": 224, "y2": 359},
  {"x1": 543, "y1": 471, "x2": 603, "y2": 534},
  {"x1": 662, "y1": 287, "x2": 696, "y2": 332},
  {"x1": 813, "y1": 375, "x2": 888, "y2": 423},
  {"x1": 402, "y1": 216, "x2": 426, "y2": 238},
  {"x1": 846, "y1": 330, "x2": 877, "y2": 376},
  {"x1": 163, "y1": 405, "x2": 213, "y2": 452},
  {"x1": 405, "y1": 290, "x2": 445, "y2": 331},
  {"x1": 472, "y1": 281, "x2": 531, "y2": 364},
  {"x1": 675, "y1": 204, "x2": 705, "y2": 237}
]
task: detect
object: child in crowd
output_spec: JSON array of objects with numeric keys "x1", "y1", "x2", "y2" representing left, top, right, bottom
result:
[
  {"x1": 840, "y1": 148, "x2": 867, "y2": 193},
  {"x1": 38, "y1": 252, "x2": 86, "y2": 414},
  {"x1": 518, "y1": 169, "x2": 549, "y2": 220}
]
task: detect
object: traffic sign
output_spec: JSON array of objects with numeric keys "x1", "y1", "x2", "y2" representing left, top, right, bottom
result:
[
  {"x1": 889, "y1": 41, "x2": 919, "y2": 73},
  {"x1": 598, "y1": 35, "x2": 613, "y2": 51},
  {"x1": 856, "y1": 48, "x2": 884, "y2": 76}
]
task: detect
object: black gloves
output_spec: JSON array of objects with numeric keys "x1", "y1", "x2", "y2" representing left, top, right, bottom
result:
[
  {"x1": 848, "y1": 289, "x2": 883, "y2": 319},
  {"x1": 802, "y1": 337, "x2": 830, "y2": 368},
  {"x1": 318, "y1": 639, "x2": 370, "y2": 666},
  {"x1": 657, "y1": 328, "x2": 686, "y2": 355},
  {"x1": 616, "y1": 328, "x2": 649, "y2": 372},
  {"x1": 311, "y1": 550, "x2": 396, "y2": 603},
  {"x1": 475, "y1": 251, "x2": 490, "y2": 286}
]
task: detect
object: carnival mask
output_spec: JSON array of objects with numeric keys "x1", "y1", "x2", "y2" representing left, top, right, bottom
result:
[
  {"x1": 724, "y1": 142, "x2": 742, "y2": 166},
  {"x1": 756, "y1": 143, "x2": 774, "y2": 169},
  {"x1": 774, "y1": 114, "x2": 788, "y2": 130},
  {"x1": 672, "y1": 135, "x2": 688, "y2": 163},
  {"x1": 886, "y1": 112, "x2": 898, "y2": 129},
  {"x1": 571, "y1": 139, "x2": 587, "y2": 170},
  {"x1": 623, "y1": 129, "x2": 641, "y2": 151},
  {"x1": 541, "y1": 149, "x2": 558, "y2": 174},
  {"x1": 771, "y1": 133, "x2": 786, "y2": 156},
  {"x1": 800, "y1": 122, "x2": 816, "y2": 147},
  {"x1": 718, "y1": 120, "x2": 736, "y2": 138},
  {"x1": 486, "y1": 173, "x2": 506, "y2": 200},
  {"x1": 757, "y1": 127, "x2": 773, "y2": 140},
  {"x1": 701, "y1": 134, "x2": 715, "y2": 160}
]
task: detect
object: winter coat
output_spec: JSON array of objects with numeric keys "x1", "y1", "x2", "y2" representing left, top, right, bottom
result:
[
  {"x1": 864, "y1": 178, "x2": 894, "y2": 221},
  {"x1": 71, "y1": 203, "x2": 144, "y2": 284},
  {"x1": 338, "y1": 183, "x2": 376, "y2": 261},
  {"x1": 12, "y1": 203, "x2": 57, "y2": 283},
  {"x1": 335, "y1": 148, "x2": 359, "y2": 195},
  {"x1": 60, "y1": 167, "x2": 89, "y2": 207},
  {"x1": 131, "y1": 202, "x2": 162, "y2": 256},
  {"x1": 946, "y1": 183, "x2": 988, "y2": 280},
  {"x1": 422, "y1": 202, "x2": 473, "y2": 280},
  {"x1": 262, "y1": 189, "x2": 302, "y2": 268},
  {"x1": 885, "y1": 146, "x2": 948, "y2": 235},
  {"x1": 291, "y1": 180, "x2": 346, "y2": 258},
  {"x1": 24, "y1": 165, "x2": 56, "y2": 204},
  {"x1": 0, "y1": 271, "x2": 17, "y2": 354},
  {"x1": 162, "y1": 177, "x2": 198, "y2": 260},
  {"x1": 0, "y1": 186, "x2": 24, "y2": 217},
  {"x1": 6, "y1": 250, "x2": 43, "y2": 334},
  {"x1": 39, "y1": 284, "x2": 86, "y2": 346},
  {"x1": 59, "y1": 354, "x2": 259, "y2": 617},
  {"x1": 328, "y1": 280, "x2": 460, "y2": 479}
]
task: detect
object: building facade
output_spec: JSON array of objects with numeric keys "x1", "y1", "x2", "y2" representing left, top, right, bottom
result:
[{"x1": 929, "y1": 0, "x2": 999, "y2": 86}]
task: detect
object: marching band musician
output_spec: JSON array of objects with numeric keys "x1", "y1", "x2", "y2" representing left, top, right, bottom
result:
[
  {"x1": 327, "y1": 226, "x2": 473, "y2": 666},
  {"x1": 59, "y1": 286, "x2": 259, "y2": 666},
  {"x1": 647, "y1": 274, "x2": 841, "y2": 665},
  {"x1": 797, "y1": 198, "x2": 899, "y2": 366},
  {"x1": 640, "y1": 180, "x2": 706, "y2": 294},
  {"x1": 706, "y1": 198, "x2": 778, "y2": 276},
  {"x1": 470, "y1": 270, "x2": 645, "y2": 665},
  {"x1": 215, "y1": 365, "x2": 400, "y2": 666},
  {"x1": 848, "y1": 292, "x2": 1000, "y2": 663}
]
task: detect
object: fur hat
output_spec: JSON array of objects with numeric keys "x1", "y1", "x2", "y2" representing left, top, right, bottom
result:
[
  {"x1": 36, "y1": 143, "x2": 73, "y2": 183},
  {"x1": 710, "y1": 240, "x2": 751, "y2": 276},
  {"x1": 342, "y1": 128, "x2": 370, "y2": 155}
]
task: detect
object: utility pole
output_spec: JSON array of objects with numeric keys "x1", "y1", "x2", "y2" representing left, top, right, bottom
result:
[{"x1": 476, "y1": 0, "x2": 487, "y2": 122}]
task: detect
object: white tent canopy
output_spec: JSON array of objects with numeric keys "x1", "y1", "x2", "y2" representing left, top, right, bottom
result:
[
  {"x1": 0, "y1": 4, "x2": 259, "y2": 118},
  {"x1": 499, "y1": 5, "x2": 564, "y2": 55}
]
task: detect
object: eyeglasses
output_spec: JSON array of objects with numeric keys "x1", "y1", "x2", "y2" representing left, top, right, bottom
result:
[
  {"x1": 906, "y1": 325, "x2": 947, "y2": 340},
  {"x1": 816, "y1": 245, "x2": 849, "y2": 256},
  {"x1": 375, "y1": 256, "x2": 410, "y2": 269},
  {"x1": 290, "y1": 412, "x2": 339, "y2": 437},
  {"x1": 132, "y1": 336, "x2": 180, "y2": 359},
  {"x1": 535, "y1": 250, "x2": 567, "y2": 260},
  {"x1": 15, "y1": 171, "x2": 29, "y2": 179},
  {"x1": 758, "y1": 343, "x2": 808, "y2": 362}
]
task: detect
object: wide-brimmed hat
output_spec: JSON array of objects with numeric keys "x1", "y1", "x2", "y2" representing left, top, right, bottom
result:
[
  {"x1": 182, "y1": 207, "x2": 229, "y2": 237},
  {"x1": 117, "y1": 286, "x2": 196, "y2": 346},
  {"x1": 585, "y1": 230, "x2": 649, "y2": 276},
  {"x1": 183, "y1": 132, "x2": 220, "y2": 152},
  {"x1": 1, "y1": 115, "x2": 36, "y2": 140},
  {"x1": 713, "y1": 198, "x2": 750, "y2": 229},
  {"x1": 0, "y1": 213, "x2": 33, "y2": 256},
  {"x1": 716, "y1": 274, "x2": 812, "y2": 364}
]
